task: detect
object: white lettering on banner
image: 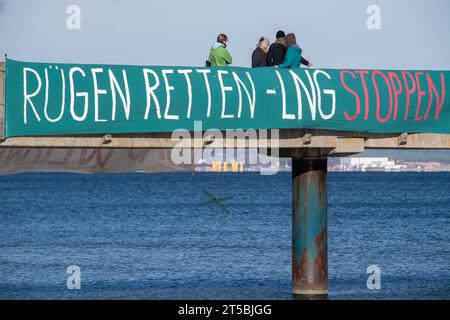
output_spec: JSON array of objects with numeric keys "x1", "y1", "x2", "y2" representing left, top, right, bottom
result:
[
  {"x1": 275, "y1": 70, "x2": 291, "y2": 120},
  {"x1": 232, "y1": 71, "x2": 256, "y2": 119},
  {"x1": 314, "y1": 70, "x2": 336, "y2": 120},
  {"x1": 196, "y1": 69, "x2": 212, "y2": 117},
  {"x1": 178, "y1": 69, "x2": 193, "y2": 118},
  {"x1": 23, "y1": 67, "x2": 42, "y2": 124},
  {"x1": 91, "y1": 68, "x2": 108, "y2": 122},
  {"x1": 21, "y1": 66, "x2": 338, "y2": 125},
  {"x1": 289, "y1": 70, "x2": 316, "y2": 120},
  {"x1": 109, "y1": 69, "x2": 131, "y2": 121},
  {"x1": 43, "y1": 67, "x2": 66, "y2": 122},
  {"x1": 69, "y1": 67, "x2": 89, "y2": 121},
  {"x1": 143, "y1": 68, "x2": 162, "y2": 119},
  {"x1": 161, "y1": 69, "x2": 178, "y2": 120},
  {"x1": 217, "y1": 70, "x2": 234, "y2": 119}
]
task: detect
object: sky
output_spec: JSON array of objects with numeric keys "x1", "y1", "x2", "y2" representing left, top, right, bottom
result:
[
  {"x1": 1, "y1": 0, "x2": 450, "y2": 69},
  {"x1": 0, "y1": 0, "x2": 449, "y2": 160}
]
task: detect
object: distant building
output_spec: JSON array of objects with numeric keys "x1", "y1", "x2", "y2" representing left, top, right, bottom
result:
[{"x1": 338, "y1": 157, "x2": 406, "y2": 172}]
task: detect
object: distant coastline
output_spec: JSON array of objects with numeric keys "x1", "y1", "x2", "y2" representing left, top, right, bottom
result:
[{"x1": 194, "y1": 157, "x2": 450, "y2": 173}]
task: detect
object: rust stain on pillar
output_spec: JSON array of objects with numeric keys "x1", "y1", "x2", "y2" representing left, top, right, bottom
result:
[{"x1": 292, "y1": 157, "x2": 328, "y2": 295}]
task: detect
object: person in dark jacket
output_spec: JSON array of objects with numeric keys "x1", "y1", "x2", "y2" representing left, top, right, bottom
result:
[
  {"x1": 251, "y1": 37, "x2": 270, "y2": 67},
  {"x1": 266, "y1": 30, "x2": 287, "y2": 66},
  {"x1": 267, "y1": 30, "x2": 313, "y2": 67}
]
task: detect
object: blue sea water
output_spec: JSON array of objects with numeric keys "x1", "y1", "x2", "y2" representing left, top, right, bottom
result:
[{"x1": 0, "y1": 172, "x2": 449, "y2": 300}]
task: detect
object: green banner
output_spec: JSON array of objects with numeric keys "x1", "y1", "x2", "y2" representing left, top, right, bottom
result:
[{"x1": 4, "y1": 58, "x2": 449, "y2": 137}]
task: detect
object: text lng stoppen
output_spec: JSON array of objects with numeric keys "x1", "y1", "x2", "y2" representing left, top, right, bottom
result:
[{"x1": 4, "y1": 58, "x2": 448, "y2": 137}]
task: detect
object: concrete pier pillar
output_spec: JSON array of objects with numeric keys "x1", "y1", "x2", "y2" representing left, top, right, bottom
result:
[{"x1": 292, "y1": 157, "x2": 328, "y2": 296}]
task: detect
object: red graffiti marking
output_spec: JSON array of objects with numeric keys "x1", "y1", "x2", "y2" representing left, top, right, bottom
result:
[
  {"x1": 5, "y1": 148, "x2": 29, "y2": 164},
  {"x1": 48, "y1": 149, "x2": 74, "y2": 166},
  {"x1": 33, "y1": 149, "x2": 53, "y2": 164},
  {"x1": 127, "y1": 149, "x2": 149, "y2": 162},
  {"x1": 79, "y1": 149, "x2": 114, "y2": 167}
]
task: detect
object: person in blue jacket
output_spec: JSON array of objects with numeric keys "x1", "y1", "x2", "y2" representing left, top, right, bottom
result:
[{"x1": 276, "y1": 33, "x2": 310, "y2": 69}]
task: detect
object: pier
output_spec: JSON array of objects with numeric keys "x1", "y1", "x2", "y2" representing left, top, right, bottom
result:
[{"x1": 1, "y1": 61, "x2": 450, "y2": 296}]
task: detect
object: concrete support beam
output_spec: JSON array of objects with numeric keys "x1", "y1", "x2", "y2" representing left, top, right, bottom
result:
[
  {"x1": 331, "y1": 137, "x2": 365, "y2": 156},
  {"x1": 1, "y1": 130, "x2": 449, "y2": 151}
]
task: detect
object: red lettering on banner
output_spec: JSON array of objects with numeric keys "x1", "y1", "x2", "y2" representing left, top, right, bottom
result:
[
  {"x1": 355, "y1": 70, "x2": 370, "y2": 120},
  {"x1": 372, "y1": 71, "x2": 393, "y2": 123},
  {"x1": 340, "y1": 70, "x2": 361, "y2": 121},
  {"x1": 402, "y1": 71, "x2": 416, "y2": 121},
  {"x1": 424, "y1": 73, "x2": 446, "y2": 120},
  {"x1": 388, "y1": 72, "x2": 403, "y2": 120},
  {"x1": 414, "y1": 72, "x2": 426, "y2": 121}
]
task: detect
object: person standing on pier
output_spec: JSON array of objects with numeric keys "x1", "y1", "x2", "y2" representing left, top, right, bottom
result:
[
  {"x1": 266, "y1": 30, "x2": 287, "y2": 66},
  {"x1": 267, "y1": 30, "x2": 313, "y2": 68},
  {"x1": 276, "y1": 33, "x2": 312, "y2": 68},
  {"x1": 209, "y1": 34, "x2": 233, "y2": 67},
  {"x1": 251, "y1": 37, "x2": 270, "y2": 67}
]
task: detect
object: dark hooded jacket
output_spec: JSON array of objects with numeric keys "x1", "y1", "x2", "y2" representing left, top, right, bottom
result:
[
  {"x1": 251, "y1": 47, "x2": 268, "y2": 67},
  {"x1": 266, "y1": 42, "x2": 286, "y2": 66}
]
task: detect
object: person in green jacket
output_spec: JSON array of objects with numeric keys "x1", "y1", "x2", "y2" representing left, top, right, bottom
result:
[
  {"x1": 209, "y1": 34, "x2": 232, "y2": 67},
  {"x1": 276, "y1": 33, "x2": 303, "y2": 69}
]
